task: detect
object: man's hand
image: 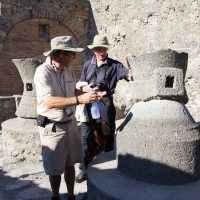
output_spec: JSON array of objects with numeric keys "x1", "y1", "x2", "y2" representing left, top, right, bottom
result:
[
  {"x1": 82, "y1": 83, "x2": 94, "y2": 92},
  {"x1": 97, "y1": 91, "x2": 107, "y2": 98},
  {"x1": 78, "y1": 90, "x2": 106, "y2": 104}
]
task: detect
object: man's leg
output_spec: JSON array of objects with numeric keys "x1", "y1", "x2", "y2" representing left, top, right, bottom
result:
[
  {"x1": 75, "y1": 122, "x2": 91, "y2": 183},
  {"x1": 100, "y1": 97, "x2": 116, "y2": 152},
  {"x1": 49, "y1": 175, "x2": 61, "y2": 197},
  {"x1": 76, "y1": 163, "x2": 87, "y2": 183},
  {"x1": 64, "y1": 166, "x2": 75, "y2": 197}
]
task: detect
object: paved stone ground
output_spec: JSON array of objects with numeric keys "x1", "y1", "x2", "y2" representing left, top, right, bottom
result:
[
  {"x1": 0, "y1": 116, "x2": 199, "y2": 200},
  {"x1": 0, "y1": 118, "x2": 124, "y2": 200},
  {"x1": 0, "y1": 129, "x2": 87, "y2": 200}
]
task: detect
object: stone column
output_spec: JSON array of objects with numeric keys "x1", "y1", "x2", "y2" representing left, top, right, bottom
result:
[
  {"x1": 2, "y1": 58, "x2": 43, "y2": 162},
  {"x1": 12, "y1": 58, "x2": 42, "y2": 122}
]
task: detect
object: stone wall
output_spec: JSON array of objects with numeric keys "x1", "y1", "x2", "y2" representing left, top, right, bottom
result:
[
  {"x1": 0, "y1": 0, "x2": 200, "y2": 118},
  {"x1": 0, "y1": 0, "x2": 89, "y2": 95},
  {"x1": 88, "y1": 0, "x2": 200, "y2": 116},
  {"x1": 0, "y1": 95, "x2": 21, "y2": 128}
]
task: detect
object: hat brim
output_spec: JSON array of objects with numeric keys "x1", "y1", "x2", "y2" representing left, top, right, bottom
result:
[
  {"x1": 43, "y1": 47, "x2": 84, "y2": 57},
  {"x1": 87, "y1": 44, "x2": 112, "y2": 49}
]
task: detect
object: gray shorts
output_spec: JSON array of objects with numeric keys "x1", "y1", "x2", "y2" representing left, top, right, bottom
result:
[{"x1": 39, "y1": 118, "x2": 83, "y2": 176}]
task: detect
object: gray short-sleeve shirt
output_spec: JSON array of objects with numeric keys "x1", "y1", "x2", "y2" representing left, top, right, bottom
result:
[{"x1": 34, "y1": 57, "x2": 76, "y2": 122}]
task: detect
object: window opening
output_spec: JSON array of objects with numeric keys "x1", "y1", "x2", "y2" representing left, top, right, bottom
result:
[
  {"x1": 165, "y1": 76, "x2": 174, "y2": 88},
  {"x1": 26, "y1": 83, "x2": 33, "y2": 91},
  {"x1": 38, "y1": 24, "x2": 49, "y2": 41}
]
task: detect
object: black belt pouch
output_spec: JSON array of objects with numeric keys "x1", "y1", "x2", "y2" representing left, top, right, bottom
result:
[{"x1": 37, "y1": 115, "x2": 46, "y2": 127}]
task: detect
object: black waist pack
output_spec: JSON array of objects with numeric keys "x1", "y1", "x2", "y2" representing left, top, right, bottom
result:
[{"x1": 37, "y1": 115, "x2": 46, "y2": 127}]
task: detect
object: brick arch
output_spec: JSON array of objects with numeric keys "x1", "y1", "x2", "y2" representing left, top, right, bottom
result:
[
  {"x1": 0, "y1": 8, "x2": 77, "y2": 51},
  {"x1": 0, "y1": 17, "x2": 84, "y2": 95}
]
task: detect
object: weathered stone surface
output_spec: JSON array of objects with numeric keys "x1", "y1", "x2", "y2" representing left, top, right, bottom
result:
[
  {"x1": 117, "y1": 100, "x2": 200, "y2": 185},
  {"x1": 0, "y1": 96, "x2": 20, "y2": 128},
  {"x1": 6, "y1": 180, "x2": 31, "y2": 190},
  {"x1": 87, "y1": 47, "x2": 200, "y2": 199},
  {"x1": 87, "y1": 151, "x2": 200, "y2": 200},
  {"x1": 10, "y1": 165, "x2": 44, "y2": 178},
  {"x1": 2, "y1": 118, "x2": 41, "y2": 162},
  {"x1": 114, "y1": 49, "x2": 189, "y2": 119},
  {"x1": 126, "y1": 49, "x2": 188, "y2": 102},
  {"x1": 0, "y1": 141, "x2": 87, "y2": 200},
  {"x1": 87, "y1": 0, "x2": 200, "y2": 117},
  {"x1": 0, "y1": 156, "x2": 17, "y2": 167},
  {"x1": 0, "y1": 0, "x2": 200, "y2": 117},
  {"x1": 12, "y1": 58, "x2": 42, "y2": 119},
  {"x1": 113, "y1": 80, "x2": 135, "y2": 119}
]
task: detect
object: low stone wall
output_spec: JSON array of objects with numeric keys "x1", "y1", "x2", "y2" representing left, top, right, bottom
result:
[
  {"x1": 0, "y1": 95, "x2": 21, "y2": 129},
  {"x1": 2, "y1": 118, "x2": 41, "y2": 162}
]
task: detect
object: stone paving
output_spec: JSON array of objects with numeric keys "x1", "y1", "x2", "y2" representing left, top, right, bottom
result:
[
  {"x1": 0, "y1": 118, "x2": 125, "y2": 200},
  {"x1": 0, "y1": 129, "x2": 87, "y2": 200}
]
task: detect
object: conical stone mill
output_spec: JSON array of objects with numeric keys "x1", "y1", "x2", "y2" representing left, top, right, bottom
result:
[
  {"x1": 87, "y1": 49, "x2": 200, "y2": 200},
  {"x1": 2, "y1": 58, "x2": 42, "y2": 162}
]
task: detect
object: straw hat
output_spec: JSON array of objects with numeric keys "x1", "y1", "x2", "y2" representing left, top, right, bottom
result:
[
  {"x1": 87, "y1": 35, "x2": 111, "y2": 49},
  {"x1": 43, "y1": 36, "x2": 84, "y2": 56}
]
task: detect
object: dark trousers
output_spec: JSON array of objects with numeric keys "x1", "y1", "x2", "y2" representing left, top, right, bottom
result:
[
  {"x1": 81, "y1": 96, "x2": 116, "y2": 160},
  {"x1": 100, "y1": 96, "x2": 116, "y2": 152}
]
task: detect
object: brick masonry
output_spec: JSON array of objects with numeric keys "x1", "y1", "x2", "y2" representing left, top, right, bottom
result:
[{"x1": 0, "y1": 0, "x2": 90, "y2": 95}]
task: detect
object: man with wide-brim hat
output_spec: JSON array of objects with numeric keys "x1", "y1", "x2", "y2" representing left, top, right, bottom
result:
[
  {"x1": 43, "y1": 36, "x2": 84, "y2": 56},
  {"x1": 34, "y1": 36, "x2": 106, "y2": 200},
  {"x1": 75, "y1": 34, "x2": 133, "y2": 183},
  {"x1": 87, "y1": 35, "x2": 112, "y2": 49}
]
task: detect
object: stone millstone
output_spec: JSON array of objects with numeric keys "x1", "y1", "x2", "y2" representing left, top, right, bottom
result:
[{"x1": 117, "y1": 100, "x2": 200, "y2": 185}]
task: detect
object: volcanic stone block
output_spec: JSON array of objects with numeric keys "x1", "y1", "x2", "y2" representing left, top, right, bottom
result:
[
  {"x1": 127, "y1": 49, "x2": 188, "y2": 102},
  {"x1": 153, "y1": 68, "x2": 184, "y2": 96},
  {"x1": 12, "y1": 58, "x2": 42, "y2": 119},
  {"x1": 117, "y1": 100, "x2": 200, "y2": 185}
]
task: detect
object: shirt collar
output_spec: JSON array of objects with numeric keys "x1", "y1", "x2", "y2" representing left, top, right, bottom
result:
[
  {"x1": 46, "y1": 56, "x2": 59, "y2": 72},
  {"x1": 91, "y1": 55, "x2": 108, "y2": 67},
  {"x1": 98, "y1": 59, "x2": 107, "y2": 67}
]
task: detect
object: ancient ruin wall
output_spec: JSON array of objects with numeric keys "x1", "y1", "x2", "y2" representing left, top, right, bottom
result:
[
  {"x1": 0, "y1": 0, "x2": 89, "y2": 95},
  {"x1": 0, "y1": 0, "x2": 200, "y2": 120},
  {"x1": 88, "y1": 0, "x2": 200, "y2": 116}
]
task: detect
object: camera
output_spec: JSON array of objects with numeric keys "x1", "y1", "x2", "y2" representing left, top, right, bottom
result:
[
  {"x1": 65, "y1": 107, "x2": 73, "y2": 117},
  {"x1": 91, "y1": 82, "x2": 106, "y2": 91}
]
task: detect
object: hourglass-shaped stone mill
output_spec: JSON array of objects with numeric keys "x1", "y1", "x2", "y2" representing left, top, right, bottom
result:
[
  {"x1": 87, "y1": 49, "x2": 200, "y2": 200},
  {"x1": 2, "y1": 58, "x2": 42, "y2": 162}
]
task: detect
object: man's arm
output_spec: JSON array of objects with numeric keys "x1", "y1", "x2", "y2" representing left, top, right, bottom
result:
[
  {"x1": 43, "y1": 96, "x2": 77, "y2": 109},
  {"x1": 43, "y1": 90, "x2": 106, "y2": 109}
]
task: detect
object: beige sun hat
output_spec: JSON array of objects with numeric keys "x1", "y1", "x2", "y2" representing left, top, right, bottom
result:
[
  {"x1": 87, "y1": 35, "x2": 112, "y2": 49},
  {"x1": 43, "y1": 36, "x2": 84, "y2": 56}
]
